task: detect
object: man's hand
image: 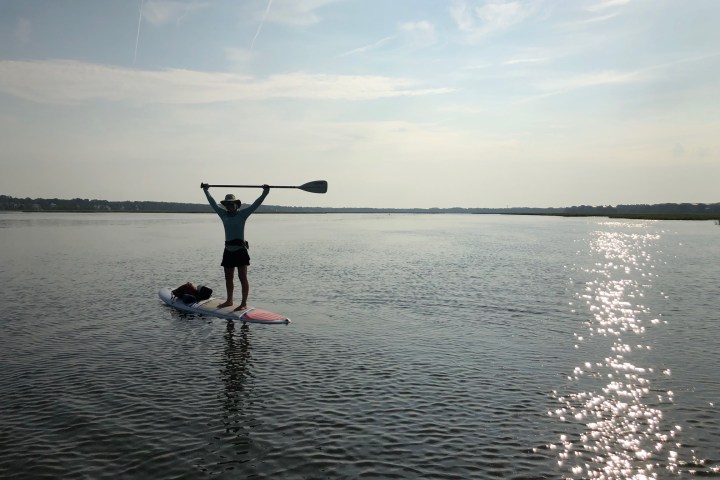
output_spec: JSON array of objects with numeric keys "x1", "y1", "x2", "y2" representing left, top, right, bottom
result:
[
  {"x1": 262, "y1": 184, "x2": 270, "y2": 193},
  {"x1": 200, "y1": 183, "x2": 209, "y2": 190}
]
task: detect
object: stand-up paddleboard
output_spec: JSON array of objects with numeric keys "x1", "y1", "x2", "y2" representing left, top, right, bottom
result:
[{"x1": 158, "y1": 287, "x2": 290, "y2": 324}]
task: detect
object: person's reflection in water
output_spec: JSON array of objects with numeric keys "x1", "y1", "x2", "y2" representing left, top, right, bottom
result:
[{"x1": 219, "y1": 320, "x2": 254, "y2": 462}]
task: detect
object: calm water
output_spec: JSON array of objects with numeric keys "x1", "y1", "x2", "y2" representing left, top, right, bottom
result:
[{"x1": 0, "y1": 213, "x2": 718, "y2": 479}]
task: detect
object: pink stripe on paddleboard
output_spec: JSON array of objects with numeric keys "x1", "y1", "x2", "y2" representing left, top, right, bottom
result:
[{"x1": 242, "y1": 308, "x2": 287, "y2": 322}]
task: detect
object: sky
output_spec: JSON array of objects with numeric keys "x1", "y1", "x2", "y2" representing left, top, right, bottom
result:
[{"x1": 0, "y1": 0, "x2": 718, "y2": 209}]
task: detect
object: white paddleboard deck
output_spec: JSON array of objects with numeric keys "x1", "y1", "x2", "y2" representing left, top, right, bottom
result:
[{"x1": 159, "y1": 287, "x2": 290, "y2": 324}]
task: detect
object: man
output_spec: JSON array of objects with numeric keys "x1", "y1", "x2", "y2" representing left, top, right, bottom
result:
[{"x1": 202, "y1": 183, "x2": 270, "y2": 310}]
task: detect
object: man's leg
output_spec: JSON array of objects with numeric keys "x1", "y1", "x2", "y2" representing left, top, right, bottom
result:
[
  {"x1": 236, "y1": 265, "x2": 249, "y2": 310},
  {"x1": 218, "y1": 266, "x2": 235, "y2": 308}
]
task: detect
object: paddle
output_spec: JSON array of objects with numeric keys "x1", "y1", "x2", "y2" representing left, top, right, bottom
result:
[{"x1": 200, "y1": 180, "x2": 327, "y2": 194}]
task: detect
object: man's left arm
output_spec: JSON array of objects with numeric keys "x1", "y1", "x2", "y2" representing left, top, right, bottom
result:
[{"x1": 243, "y1": 185, "x2": 270, "y2": 215}]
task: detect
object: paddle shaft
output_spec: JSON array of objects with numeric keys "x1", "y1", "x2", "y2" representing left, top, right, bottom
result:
[
  {"x1": 201, "y1": 180, "x2": 327, "y2": 194},
  {"x1": 207, "y1": 184, "x2": 298, "y2": 189}
]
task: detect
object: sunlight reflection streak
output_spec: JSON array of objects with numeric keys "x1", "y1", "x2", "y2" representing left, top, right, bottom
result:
[{"x1": 552, "y1": 227, "x2": 683, "y2": 479}]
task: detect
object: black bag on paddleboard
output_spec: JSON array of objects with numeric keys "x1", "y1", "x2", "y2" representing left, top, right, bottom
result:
[
  {"x1": 196, "y1": 285, "x2": 212, "y2": 301},
  {"x1": 172, "y1": 283, "x2": 212, "y2": 304}
]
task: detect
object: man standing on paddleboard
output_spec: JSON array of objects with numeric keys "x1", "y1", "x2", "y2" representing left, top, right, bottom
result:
[{"x1": 201, "y1": 183, "x2": 270, "y2": 311}]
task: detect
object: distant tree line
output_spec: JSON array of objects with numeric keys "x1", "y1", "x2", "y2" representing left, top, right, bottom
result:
[
  {"x1": 562, "y1": 203, "x2": 720, "y2": 219},
  {"x1": 0, "y1": 195, "x2": 211, "y2": 213},
  {"x1": 0, "y1": 195, "x2": 718, "y2": 218},
  {"x1": 565, "y1": 203, "x2": 720, "y2": 215}
]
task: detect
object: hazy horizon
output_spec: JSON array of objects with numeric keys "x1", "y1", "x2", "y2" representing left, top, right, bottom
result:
[{"x1": 3, "y1": 191, "x2": 718, "y2": 212}]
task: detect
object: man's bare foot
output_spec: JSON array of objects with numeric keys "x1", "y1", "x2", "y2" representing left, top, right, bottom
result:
[
  {"x1": 233, "y1": 304, "x2": 248, "y2": 311},
  {"x1": 218, "y1": 300, "x2": 233, "y2": 308}
]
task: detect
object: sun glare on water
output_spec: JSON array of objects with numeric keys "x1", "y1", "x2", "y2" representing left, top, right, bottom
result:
[{"x1": 549, "y1": 226, "x2": 692, "y2": 479}]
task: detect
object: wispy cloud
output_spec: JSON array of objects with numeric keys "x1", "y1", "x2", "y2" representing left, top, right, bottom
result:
[
  {"x1": 587, "y1": 0, "x2": 631, "y2": 13},
  {"x1": 516, "y1": 69, "x2": 645, "y2": 103},
  {"x1": 141, "y1": 0, "x2": 208, "y2": 26},
  {"x1": 0, "y1": 60, "x2": 452, "y2": 105},
  {"x1": 259, "y1": 0, "x2": 342, "y2": 27},
  {"x1": 504, "y1": 57, "x2": 549, "y2": 65},
  {"x1": 539, "y1": 70, "x2": 644, "y2": 91},
  {"x1": 338, "y1": 20, "x2": 436, "y2": 58},
  {"x1": 522, "y1": 51, "x2": 720, "y2": 102},
  {"x1": 450, "y1": 0, "x2": 534, "y2": 43},
  {"x1": 462, "y1": 63, "x2": 493, "y2": 70},
  {"x1": 338, "y1": 35, "x2": 397, "y2": 57},
  {"x1": 557, "y1": 12, "x2": 620, "y2": 30},
  {"x1": 251, "y1": 0, "x2": 273, "y2": 49},
  {"x1": 399, "y1": 20, "x2": 437, "y2": 47},
  {"x1": 134, "y1": 0, "x2": 145, "y2": 65}
]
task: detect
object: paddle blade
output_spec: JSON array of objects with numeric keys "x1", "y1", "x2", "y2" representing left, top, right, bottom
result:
[{"x1": 298, "y1": 180, "x2": 328, "y2": 194}]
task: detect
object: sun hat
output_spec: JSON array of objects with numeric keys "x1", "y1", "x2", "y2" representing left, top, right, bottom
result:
[{"x1": 220, "y1": 194, "x2": 241, "y2": 206}]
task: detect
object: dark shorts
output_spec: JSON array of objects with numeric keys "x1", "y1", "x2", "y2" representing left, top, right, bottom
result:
[{"x1": 221, "y1": 248, "x2": 250, "y2": 267}]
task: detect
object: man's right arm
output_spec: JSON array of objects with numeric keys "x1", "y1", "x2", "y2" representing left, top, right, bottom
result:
[{"x1": 202, "y1": 186, "x2": 224, "y2": 216}]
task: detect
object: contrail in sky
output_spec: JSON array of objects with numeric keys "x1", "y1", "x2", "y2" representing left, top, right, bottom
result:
[
  {"x1": 251, "y1": 0, "x2": 273, "y2": 49},
  {"x1": 134, "y1": 0, "x2": 145, "y2": 65}
]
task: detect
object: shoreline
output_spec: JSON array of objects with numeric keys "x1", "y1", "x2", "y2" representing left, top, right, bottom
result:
[
  {"x1": 501, "y1": 212, "x2": 720, "y2": 221},
  {"x1": 4, "y1": 210, "x2": 719, "y2": 221}
]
